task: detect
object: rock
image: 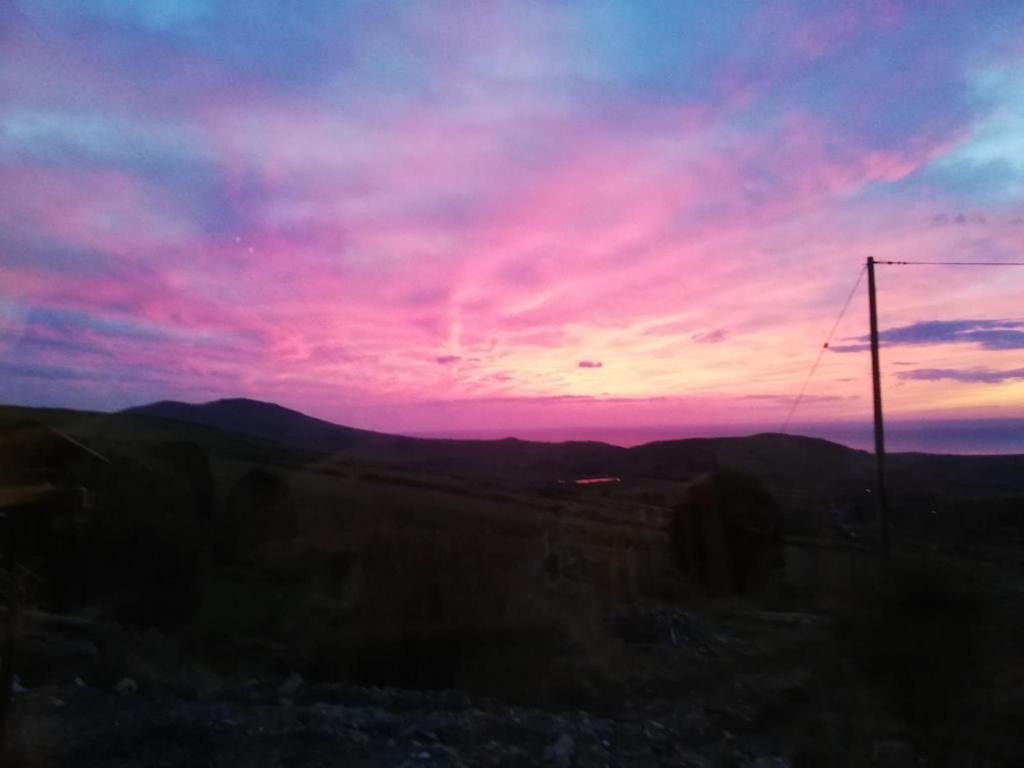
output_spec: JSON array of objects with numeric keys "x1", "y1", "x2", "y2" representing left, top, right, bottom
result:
[
  {"x1": 752, "y1": 758, "x2": 792, "y2": 768},
  {"x1": 349, "y1": 730, "x2": 370, "y2": 746},
  {"x1": 241, "y1": 677, "x2": 272, "y2": 703},
  {"x1": 173, "y1": 663, "x2": 222, "y2": 701},
  {"x1": 543, "y1": 733, "x2": 575, "y2": 768},
  {"x1": 89, "y1": 621, "x2": 130, "y2": 678},
  {"x1": 643, "y1": 719, "x2": 674, "y2": 751},
  {"x1": 139, "y1": 627, "x2": 178, "y2": 670},
  {"x1": 402, "y1": 722, "x2": 441, "y2": 742},
  {"x1": 242, "y1": 677, "x2": 261, "y2": 690},
  {"x1": 115, "y1": 676, "x2": 138, "y2": 696},
  {"x1": 278, "y1": 672, "x2": 303, "y2": 699},
  {"x1": 12, "y1": 675, "x2": 26, "y2": 694},
  {"x1": 18, "y1": 629, "x2": 99, "y2": 685},
  {"x1": 196, "y1": 682, "x2": 223, "y2": 702},
  {"x1": 872, "y1": 740, "x2": 918, "y2": 768},
  {"x1": 74, "y1": 676, "x2": 87, "y2": 688},
  {"x1": 609, "y1": 605, "x2": 718, "y2": 651}
]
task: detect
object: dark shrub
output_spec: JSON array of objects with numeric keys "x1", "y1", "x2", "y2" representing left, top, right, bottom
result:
[
  {"x1": 671, "y1": 469, "x2": 783, "y2": 594},
  {"x1": 216, "y1": 470, "x2": 293, "y2": 564},
  {"x1": 89, "y1": 449, "x2": 209, "y2": 628},
  {"x1": 285, "y1": 528, "x2": 611, "y2": 706},
  {"x1": 147, "y1": 441, "x2": 216, "y2": 527}
]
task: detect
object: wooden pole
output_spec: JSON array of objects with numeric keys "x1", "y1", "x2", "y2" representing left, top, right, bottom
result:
[{"x1": 867, "y1": 257, "x2": 890, "y2": 569}]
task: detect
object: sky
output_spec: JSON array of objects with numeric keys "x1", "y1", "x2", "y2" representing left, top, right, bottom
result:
[{"x1": 1, "y1": 0, "x2": 1024, "y2": 436}]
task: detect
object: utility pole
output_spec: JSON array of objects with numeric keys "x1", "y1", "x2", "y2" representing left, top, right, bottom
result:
[{"x1": 866, "y1": 257, "x2": 890, "y2": 569}]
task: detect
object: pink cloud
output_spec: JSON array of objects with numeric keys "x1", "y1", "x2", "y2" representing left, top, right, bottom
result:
[{"x1": 3, "y1": 2, "x2": 1024, "y2": 435}]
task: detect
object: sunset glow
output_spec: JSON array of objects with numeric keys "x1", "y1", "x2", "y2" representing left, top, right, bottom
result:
[{"x1": 2, "y1": 1, "x2": 1023, "y2": 435}]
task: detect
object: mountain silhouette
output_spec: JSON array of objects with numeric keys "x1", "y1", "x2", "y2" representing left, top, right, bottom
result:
[{"x1": 123, "y1": 398, "x2": 1024, "y2": 500}]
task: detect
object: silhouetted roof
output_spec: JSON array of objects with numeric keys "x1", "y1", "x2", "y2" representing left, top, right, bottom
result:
[{"x1": 0, "y1": 420, "x2": 108, "y2": 464}]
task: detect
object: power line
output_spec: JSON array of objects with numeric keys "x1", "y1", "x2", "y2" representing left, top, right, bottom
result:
[
  {"x1": 781, "y1": 265, "x2": 866, "y2": 433},
  {"x1": 876, "y1": 260, "x2": 1024, "y2": 266},
  {"x1": 778, "y1": 257, "x2": 1019, "y2": 434}
]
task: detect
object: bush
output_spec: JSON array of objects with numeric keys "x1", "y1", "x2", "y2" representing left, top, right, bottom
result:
[
  {"x1": 88, "y1": 454, "x2": 207, "y2": 628},
  {"x1": 147, "y1": 441, "x2": 216, "y2": 526},
  {"x1": 282, "y1": 529, "x2": 613, "y2": 706},
  {"x1": 670, "y1": 469, "x2": 783, "y2": 594},
  {"x1": 215, "y1": 470, "x2": 292, "y2": 564}
]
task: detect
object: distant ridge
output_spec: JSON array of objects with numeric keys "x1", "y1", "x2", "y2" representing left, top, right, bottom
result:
[
  {"x1": 123, "y1": 397, "x2": 632, "y2": 474},
  {"x1": 122, "y1": 398, "x2": 877, "y2": 488},
  {"x1": 123, "y1": 398, "x2": 380, "y2": 455},
  {"x1": 0, "y1": 396, "x2": 1008, "y2": 497}
]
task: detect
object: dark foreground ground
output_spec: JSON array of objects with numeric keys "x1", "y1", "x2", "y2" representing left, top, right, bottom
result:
[
  {"x1": 5, "y1": 403, "x2": 1024, "y2": 766},
  {"x1": 3, "y1": 602, "x2": 942, "y2": 768},
  {"x1": 7, "y1": 682, "x2": 776, "y2": 768},
  {"x1": 8, "y1": 547, "x2": 1024, "y2": 768}
]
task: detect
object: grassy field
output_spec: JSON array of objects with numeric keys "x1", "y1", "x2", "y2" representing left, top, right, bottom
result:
[{"x1": 6, "y1": 402, "x2": 1024, "y2": 762}]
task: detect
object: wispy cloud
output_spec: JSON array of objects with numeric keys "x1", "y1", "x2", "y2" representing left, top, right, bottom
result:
[
  {"x1": 898, "y1": 367, "x2": 1024, "y2": 384},
  {"x1": 831, "y1": 320, "x2": 1024, "y2": 352},
  {"x1": 2, "y1": 2, "x2": 1024, "y2": 429},
  {"x1": 739, "y1": 393, "x2": 852, "y2": 403},
  {"x1": 692, "y1": 329, "x2": 727, "y2": 344}
]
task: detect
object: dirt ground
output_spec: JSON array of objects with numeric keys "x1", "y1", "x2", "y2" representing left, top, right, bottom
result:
[{"x1": 0, "y1": 601, "x2": 913, "y2": 768}]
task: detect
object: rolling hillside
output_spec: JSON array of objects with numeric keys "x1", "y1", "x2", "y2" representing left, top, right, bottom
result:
[
  {"x1": 118, "y1": 399, "x2": 1024, "y2": 527},
  {"x1": 4, "y1": 398, "x2": 1024, "y2": 512}
]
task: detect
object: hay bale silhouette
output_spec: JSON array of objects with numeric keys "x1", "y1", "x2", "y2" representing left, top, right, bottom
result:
[
  {"x1": 217, "y1": 470, "x2": 293, "y2": 564},
  {"x1": 147, "y1": 441, "x2": 216, "y2": 528},
  {"x1": 90, "y1": 443, "x2": 213, "y2": 627},
  {"x1": 670, "y1": 469, "x2": 783, "y2": 594}
]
